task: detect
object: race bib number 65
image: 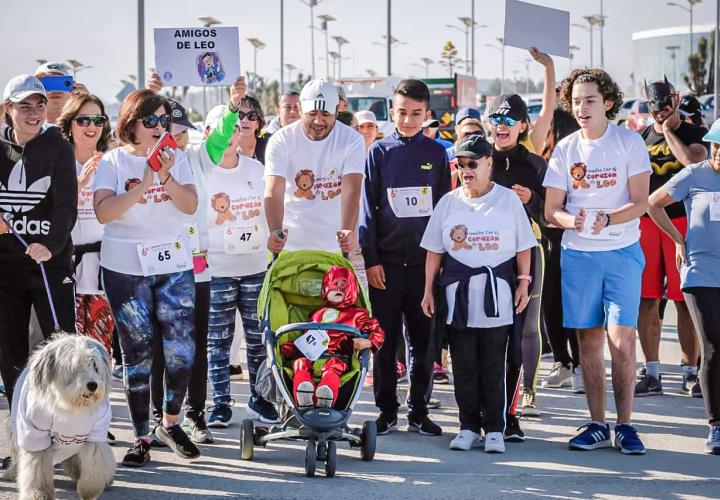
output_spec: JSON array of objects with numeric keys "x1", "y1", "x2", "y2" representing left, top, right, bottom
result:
[{"x1": 137, "y1": 235, "x2": 192, "y2": 276}]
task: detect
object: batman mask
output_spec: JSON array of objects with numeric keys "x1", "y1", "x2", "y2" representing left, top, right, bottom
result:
[{"x1": 645, "y1": 76, "x2": 675, "y2": 113}]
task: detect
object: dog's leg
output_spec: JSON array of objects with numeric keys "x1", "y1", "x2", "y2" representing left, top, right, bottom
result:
[
  {"x1": 17, "y1": 448, "x2": 54, "y2": 500},
  {"x1": 3, "y1": 427, "x2": 19, "y2": 481},
  {"x1": 73, "y1": 442, "x2": 116, "y2": 500}
]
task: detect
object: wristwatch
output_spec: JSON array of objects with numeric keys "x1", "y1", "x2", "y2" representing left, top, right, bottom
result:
[
  {"x1": 517, "y1": 275, "x2": 532, "y2": 283},
  {"x1": 604, "y1": 213, "x2": 612, "y2": 227}
]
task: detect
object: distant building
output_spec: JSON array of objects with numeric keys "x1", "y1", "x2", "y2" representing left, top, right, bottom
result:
[{"x1": 632, "y1": 24, "x2": 715, "y2": 95}]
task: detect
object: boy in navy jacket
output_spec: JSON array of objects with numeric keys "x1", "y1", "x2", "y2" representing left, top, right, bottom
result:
[{"x1": 360, "y1": 79, "x2": 450, "y2": 436}]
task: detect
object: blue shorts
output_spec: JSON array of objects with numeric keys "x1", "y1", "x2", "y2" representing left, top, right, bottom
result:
[{"x1": 560, "y1": 242, "x2": 644, "y2": 329}]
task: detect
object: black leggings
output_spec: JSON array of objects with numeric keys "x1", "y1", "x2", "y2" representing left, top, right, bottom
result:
[
  {"x1": 542, "y1": 231, "x2": 579, "y2": 368},
  {"x1": 683, "y1": 287, "x2": 720, "y2": 426}
]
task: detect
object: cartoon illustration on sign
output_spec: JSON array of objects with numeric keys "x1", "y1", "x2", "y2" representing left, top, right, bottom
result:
[{"x1": 196, "y1": 52, "x2": 226, "y2": 84}]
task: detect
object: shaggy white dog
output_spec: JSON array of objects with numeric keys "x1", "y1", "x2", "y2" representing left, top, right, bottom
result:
[{"x1": 6, "y1": 334, "x2": 116, "y2": 500}]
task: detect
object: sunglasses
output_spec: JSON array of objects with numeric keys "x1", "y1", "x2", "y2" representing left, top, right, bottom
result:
[
  {"x1": 74, "y1": 115, "x2": 107, "y2": 127},
  {"x1": 139, "y1": 114, "x2": 170, "y2": 129},
  {"x1": 458, "y1": 159, "x2": 481, "y2": 169},
  {"x1": 489, "y1": 115, "x2": 518, "y2": 127},
  {"x1": 238, "y1": 110, "x2": 259, "y2": 121}
]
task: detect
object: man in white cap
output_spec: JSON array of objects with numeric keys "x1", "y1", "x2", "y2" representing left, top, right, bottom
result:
[
  {"x1": 264, "y1": 79, "x2": 365, "y2": 254},
  {"x1": 34, "y1": 61, "x2": 89, "y2": 125}
]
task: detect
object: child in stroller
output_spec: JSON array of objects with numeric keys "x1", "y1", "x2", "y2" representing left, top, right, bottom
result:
[{"x1": 280, "y1": 265, "x2": 383, "y2": 409}]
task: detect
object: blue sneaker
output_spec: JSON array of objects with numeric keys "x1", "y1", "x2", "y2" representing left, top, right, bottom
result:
[
  {"x1": 614, "y1": 424, "x2": 646, "y2": 455},
  {"x1": 705, "y1": 425, "x2": 720, "y2": 455},
  {"x1": 207, "y1": 401, "x2": 234, "y2": 428},
  {"x1": 246, "y1": 397, "x2": 280, "y2": 424},
  {"x1": 569, "y1": 423, "x2": 611, "y2": 450}
]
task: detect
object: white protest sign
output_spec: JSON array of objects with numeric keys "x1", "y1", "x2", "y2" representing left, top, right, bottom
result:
[
  {"x1": 154, "y1": 27, "x2": 241, "y2": 86},
  {"x1": 503, "y1": 0, "x2": 570, "y2": 58}
]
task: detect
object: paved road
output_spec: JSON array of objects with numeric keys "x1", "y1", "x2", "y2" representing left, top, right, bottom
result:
[{"x1": 0, "y1": 305, "x2": 717, "y2": 499}]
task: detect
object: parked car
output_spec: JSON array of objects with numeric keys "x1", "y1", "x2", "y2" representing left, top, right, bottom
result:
[
  {"x1": 616, "y1": 98, "x2": 637, "y2": 127},
  {"x1": 625, "y1": 99, "x2": 650, "y2": 131}
]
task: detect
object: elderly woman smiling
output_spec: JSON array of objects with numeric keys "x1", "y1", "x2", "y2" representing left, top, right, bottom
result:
[{"x1": 420, "y1": 134, "x2": 536, "y2": 454}]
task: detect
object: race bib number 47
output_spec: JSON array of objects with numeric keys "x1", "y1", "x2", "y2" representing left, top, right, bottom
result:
[
  {"x1": 137, "y1": 235, "x2": 192, "y2": 276},
  {"x1": 294, "y1": 330, "x2": 331, "y2": 361},
  {"x1": 223, "y1": 224, "x2": 264, "y2": 254},
  {"x1": 387, "y1": 186, "x2": 433, "y2": 218}
]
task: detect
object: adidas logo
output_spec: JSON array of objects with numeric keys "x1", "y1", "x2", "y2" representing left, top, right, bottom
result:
[
  {"x1": 62, "y1": 277, "x2": 73, "y2": 284},
  {"x1": 0, "y1": 161, "x2": 50, "y2": 214},
  {"x1": 497, "y1": 101, "x2": 512, "y2": 115}
]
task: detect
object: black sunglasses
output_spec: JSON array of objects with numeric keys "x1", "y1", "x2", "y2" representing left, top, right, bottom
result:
[
  {"x1": 139, "y1": 114, "x2": 170, "y2": 129},
  {"x1": 74, "y1": 115, "x2": 107, "y2": 127},
  {"x1": 238, "y1": 110, "x2": 259, "y2": 121},
  {"x1": 458, "y1": 159, "x2": 481, "y2": 169}
]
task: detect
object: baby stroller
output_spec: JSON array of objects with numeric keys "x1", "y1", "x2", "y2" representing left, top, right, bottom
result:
[{"x1": 240, "y1": 250, "x2": 377, "y2": 477}]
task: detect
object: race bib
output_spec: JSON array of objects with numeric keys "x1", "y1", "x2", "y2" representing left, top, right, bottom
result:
[
  {"x1": 578, "y1": 209, "x2": 625, "y2": 240},
  {"x1": 387, "y1": 186, "x2": 433, "y2": 218},
  {"x1": 223, "y1": 224, "x2": 264, "y2": 254},
  {"x1": 709, "y1": 193, "x2": 720, "y2": 221},
  {"x1": 294, "y1": 329, "x2": 331, "y2": 361},
  {"x1": 184, "y1": 222, "x2": 200, "y2": 254},
  {"x1": 136, "y1": 235, "x2": 192, "y2": 276}
]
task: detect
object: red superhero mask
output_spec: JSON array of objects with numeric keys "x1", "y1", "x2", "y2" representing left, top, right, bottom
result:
[{"x1": 321, "y1": 266, "x2": 359, "y2": 309}]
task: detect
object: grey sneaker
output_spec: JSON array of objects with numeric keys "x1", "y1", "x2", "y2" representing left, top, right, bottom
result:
[
  {"x1": 521, "y1": 388, "x2": 540, "y2": 417},
  {"x1": 543, "y1": 362, "x2": 572, "y2": 388},
  {"x1": 572, "y1": 366, "x2": 585, "y2": 394},
  {"x1": 183, "y1": 411, "x2": 214, "y2": 444},
  {"x1": 634, "y1": 374, "x2": 663, "y2": 396},
  {"x1": 706, "y1": 425, "x2": 720, "y2": 455}
]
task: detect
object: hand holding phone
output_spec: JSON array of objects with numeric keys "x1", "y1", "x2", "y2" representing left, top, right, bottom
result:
[{"x1": 147, "y1": 132, "x2": 178, "y2": 172}]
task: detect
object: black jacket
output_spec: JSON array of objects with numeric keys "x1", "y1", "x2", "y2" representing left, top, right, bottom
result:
[{"x1": 0, "y1": 125, "x2": 77, "y2": 274}]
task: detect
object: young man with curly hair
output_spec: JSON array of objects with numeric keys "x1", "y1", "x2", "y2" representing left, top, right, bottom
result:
[{"x1": 543, "y1": 68, "x2": 651, "y2": 455}]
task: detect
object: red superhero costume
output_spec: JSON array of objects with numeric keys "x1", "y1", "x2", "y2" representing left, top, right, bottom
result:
[{"x1": 279, "y1": 266, "x2": 384, "y2": 408}]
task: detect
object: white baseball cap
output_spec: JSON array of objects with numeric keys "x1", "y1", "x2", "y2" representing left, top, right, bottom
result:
[
  {"x1": 300, "y1": 79, "x2": 339, "y2": 114},
  {"x1": 355, "y1": 110, "x2": 378, "y2": 127},
  {"x1": 204, "y1": 104, "x2": 226, "y2": 131},
  {"x1": 35, "y1": 61, "x2": 71, "y2": 76},
  {"x1": 3, "y1": 74, "x2": 48, "y2": 103}
]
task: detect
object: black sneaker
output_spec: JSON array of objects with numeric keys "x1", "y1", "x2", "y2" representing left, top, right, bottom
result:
[
  {"x1": 107, "y1": 431, "x2": 116, "y2": 445},
  {"x1": 375, "y1": 412, "x2": 398, "y2": 435},
  {"x1": 505, "y1": 415, "x2": 525, "y2": 442},
  {"x1": 184, "y1": 411, "x2": 215, "y2": 444},
  {"x1": 230, "y1": 364, "x2": 244, "y2": 380},
  {"x1": 122, "y1": 439, "x2": 151, "y2": 467},
  {"x1": 682, "y1": 373, "x2": 703, "y2": 398},
  {"x1": 635, "y1": 374, "x2": 663, "y2": 396},
  {"x1": 247, "y1": 397, "x2": 280, "y2": 424},
  {"x1": 407, "y1": 415, "x2": 443, "y2": 436},
  {"x1": 155, "y1": 424, "x2": 201, "y2": 459}
]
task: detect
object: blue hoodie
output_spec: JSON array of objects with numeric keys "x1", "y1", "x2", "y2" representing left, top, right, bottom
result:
[{"x1": 360, "y1": 130, "x2": 450, "y2": 268}]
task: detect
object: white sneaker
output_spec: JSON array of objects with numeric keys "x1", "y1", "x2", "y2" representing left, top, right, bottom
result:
[
  {"x1": 295, "y1": 381, "x2": 315, "y2": 408},
  {"x1": 484, "y1": 432, "x2": 505, "y2": 453},
  {"x1": 315, "y1": 384, "x2": 334, "y2": 408},
  {"x1": 449, "y1": 429, "x2": 482, "y2": 450},
  {"x1": 542, "y1": 362, "x2": 572, "y2": 388},
  {"x1": 572, "y1": 366, "x2": 585, "y2": 394}
]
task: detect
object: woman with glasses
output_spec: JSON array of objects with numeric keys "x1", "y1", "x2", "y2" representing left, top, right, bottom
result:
[
  {"x1": 235, "y1": 95, "x2": 269, "y2": 164},
  {"x1": 420, "y1": 134, "x2": 535, "y2": 453},
  {"x1": 0, "y1": 75, "x2": 77, "y2": 405},
  {"x1": 93, "y1": 89, "x2": 199, "y2": 467},
  {"x1": 57, "y1": 95, "x2": 114, "y2": 356},
  {"x1": 486, "y1": 93, "x2": 550, "y2": 436}
]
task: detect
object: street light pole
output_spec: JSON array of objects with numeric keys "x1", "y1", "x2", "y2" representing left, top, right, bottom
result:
[
  {"x1": 332, "y1": 36, "x2": 349, "y2": 79},
  {"x1": 668, "y1": 1, "x2": 703, "y2": 54},
  {"x1": 471, "y1": 0, "x2": 475, "y2": 76},
  {"x1": 317, "y1": 14, "x2": 335, "y2": 79},
  {"x1": 500, "y1": 38, "x2": 505, "y2": 94},
  {"x1": 299, "y1": 0, "x2": 324, "y2": 77},
  {"x1": 137, "y1": 0, "x2": 145, "y2": 89},
  {"x1": 666, "y1": 45, "x2": 681, "y2": 84},
  {"x1": 600, "y1": 0, "x2": 604, "y2": 69},
  {"x1": 421, "y1": 57, "x2": 433, "y2": 78},
  {"x1": 247, "y1": 38, "x2": 266, "y2": 89}
]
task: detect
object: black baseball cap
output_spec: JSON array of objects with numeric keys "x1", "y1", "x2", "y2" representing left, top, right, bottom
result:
[
  {"x1": 679, "y1": 95, "x2": 702, "y2": 119},
  {"x1": 488, "y1": 94, "x2": 528, "y2": 122},
  {"x1": 168, "y1": 99, "x2": 197, "y2": 134},
  {"x1": 455, "y1": 134, "x2": 493, "y2": 159}
]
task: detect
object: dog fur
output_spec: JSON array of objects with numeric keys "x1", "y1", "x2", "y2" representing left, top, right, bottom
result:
[{"x1": 5, "y1": 334, "x2": 116, "y2": 500}]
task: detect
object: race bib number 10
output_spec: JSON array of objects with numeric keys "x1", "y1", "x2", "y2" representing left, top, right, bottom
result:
[
  {"x1": 387, "y1": 186, "x2": 433, "y2": 218},
  {"x1": 137, "y1": 235, "x2": 192, "y2": 276}
]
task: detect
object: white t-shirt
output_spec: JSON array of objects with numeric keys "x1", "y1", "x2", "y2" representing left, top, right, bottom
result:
[
  {"x1": 10, "y1": 368, "x2": 112, "y2": 465},
  {"x1": 264, "y1": 120, "x2": 366, "y2": 252},
  {"x1": 72, "y1": 161, "x2": 104, "y2": 294},
  {"x1": 93, "y1": 147, "x2": 196, "y2": 276},
  {"x1": 184, "y1": 142, "x2": 217, "y2": 283},
  {"x1": 206, "y1": 155, "x2": 268, "y2": 277},
  {"x1": 421, "y1": 185, "x2": 537, "y2": 328},
  {"x1": 543, "y1": 124, "x2": 651, "y2": 251}
]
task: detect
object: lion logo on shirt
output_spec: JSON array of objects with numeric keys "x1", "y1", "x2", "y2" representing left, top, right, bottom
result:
[
  {"x1": 570, "y1": 162, "x2": 591, "y2": 190},
  {"x1": 211, "y1": 192, "x2": 237, "y2": 224},
  {"x1": 450, "y1": 225, "x2": 473, "y2": 250},
  {"x1": 294, "y1": 169, "x2": 316, "y2": 200},
  {"x1": 124, "y1": 178, "x2": 147, "y2": 204}
]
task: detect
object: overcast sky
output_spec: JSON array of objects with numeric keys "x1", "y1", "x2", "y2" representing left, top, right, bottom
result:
[{"x1": 1, "y1": 0, "x2": 718, "y2": 103}]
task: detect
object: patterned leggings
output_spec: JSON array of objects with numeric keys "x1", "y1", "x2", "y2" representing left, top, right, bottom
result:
[
  {"x1": 75, "y1": 294, "x2": 114, "y2": 356},
  {"x1": 103, "y1": 268, "x2": 196, "y2": 437},
  {"x1": 208, "y1": 272, "x2": 266, "y2": 406}
]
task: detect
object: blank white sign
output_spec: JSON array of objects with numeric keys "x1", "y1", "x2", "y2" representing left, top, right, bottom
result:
[{"x1": 503, "y1": 0, "x2": 570, "y2": 58}]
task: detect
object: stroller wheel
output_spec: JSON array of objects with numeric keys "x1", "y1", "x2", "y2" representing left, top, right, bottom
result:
[
  {"x1": 360, "y1": 420, "x2": 377, "y2": 461},
  {"x1": 305, "y1": 440, "x2": 317, "y2": 477},
  {"x1": 325, "y1": 441, "x2": 337, "y2": 478},
  {"x1": 240, "y1": 419, "x2": 255, "y2": 460}
]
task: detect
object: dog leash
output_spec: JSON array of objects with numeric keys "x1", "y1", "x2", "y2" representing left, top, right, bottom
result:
[{"x1": 7, "y1": 226, "x2": 62, "y2": 332}]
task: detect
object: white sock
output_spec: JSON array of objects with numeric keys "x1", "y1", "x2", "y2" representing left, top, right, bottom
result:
[
  {"x1": 646, "y1": 361, "x2": 660, "y2": 379},
  {"x1": 684, "y1": 364, "x2": 698, "y2": 377}
]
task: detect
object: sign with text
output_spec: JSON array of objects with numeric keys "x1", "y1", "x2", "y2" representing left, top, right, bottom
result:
[
  {"x1": 154, "y1": 27, "x2": 241, "y2": 86},
  {"x1": 503, "y1": 0, "x2": 570, "y2": 58}
]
